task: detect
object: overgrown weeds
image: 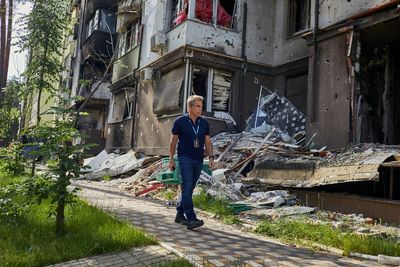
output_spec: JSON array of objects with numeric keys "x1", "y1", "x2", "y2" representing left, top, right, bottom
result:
[
  {"x1": 193, "y1": 190, "x2": 235, "y2": 217},
  {"x1": 255, "y1": 217, "x2": 400, "y2": 256}
]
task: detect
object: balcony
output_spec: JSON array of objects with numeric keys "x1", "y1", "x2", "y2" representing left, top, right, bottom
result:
[
  {"x1": 166, "y1": 19, "x2": 242, "y2": 58},
  {"x1": 84, "y1": 0, "x2": 117, "y2": 20},
  {"x1": 77, "y1": 80, "x2": 112, "y2": 101},
  {"x1": 112, "y1": 46, "x2": 140, "y2": 84},
  {"x1": 117, "y1": 0, "x2": 141, "y2": 32},
  {"x1": 82, "y1": 8, "x2": 117, "y2": 60}
]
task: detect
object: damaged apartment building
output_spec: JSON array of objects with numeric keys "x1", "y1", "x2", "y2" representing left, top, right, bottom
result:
[
  {"x1": 107, "y1": 0, "x2": 310, "y2": 155},
  {"x1": 65, "y1": 0, "x2": 400, "y2": 155},
  {"x1": 62, "y1": 0, "x2": 118, "y2": 155}
]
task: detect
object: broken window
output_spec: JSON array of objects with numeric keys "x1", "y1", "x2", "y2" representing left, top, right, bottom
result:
[
  {"x1": 288, "y1": 0, "x2": 310, "y2": 36},
  {"x1": 170, "y1": 0, "x2": 236, "y2": 29},
  {"x1": 153, "y1": 66, "x2": 185, "y2": 116},
  {"x1": 191, "y1": 65, "x2": 231, "y2": 112},
  {"x1": 212, "y1": 70, "x2": 231, "y2": 111},
  {"x1": 285, "y1": 73, "x2": 308, "y2": 116},
  {"x1": 86, "y1": 9, "x2": 116, "y2": 39},
  {"x1": 192, "y1": 66, "x2": 209, "y2": 103},
  {"x1": 117, "y1": 20, "x2": 141, "y2": 58},
  {"x1": 109, "y1": 88, "x2": 135, "y2": 122},
  {"x1": 170, "y1": 0, "x2": 188, "y2": 29},
  {"x1": 195, "y1": 0, "x2": 235, "y2": 28}
]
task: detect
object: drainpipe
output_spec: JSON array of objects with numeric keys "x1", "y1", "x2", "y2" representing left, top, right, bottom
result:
[
  {"x1": 233, "y1": 3, "x2": 247, "y2": 130},
  {"x1": 241, "y1": 3, "x2": 247, "y2": 60},
  {"x1": 238, "y1": 2, "x2": 248, "y2": 130},
  {"x1": 311, "y1": 0, "x2": 319, "y2": 122},
  {"x1": 131, "y1": 22, "x2": 144, "y2": 150}
]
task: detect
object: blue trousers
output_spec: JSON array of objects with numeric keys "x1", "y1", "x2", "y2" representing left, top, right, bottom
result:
[{"x1": 177, "y1": 156, "x2": 202, "y2": 221}]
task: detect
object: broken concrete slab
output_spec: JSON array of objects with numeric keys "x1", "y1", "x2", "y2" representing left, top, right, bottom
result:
[
  {"x1": 243, "y1": 206, "x2": 316, "y2": 219},
  {"x1": 251, "y1": 144, "x2": 400, "y2": 187},
  {"x1": 83, "y1": 150, "x2": 110, "y2": 173},
  {"x1": 84, "y1": 150, "x2": 160, "y2": 180}
]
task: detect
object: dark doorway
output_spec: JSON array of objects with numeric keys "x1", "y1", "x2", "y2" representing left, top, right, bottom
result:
[{"x1": 358, "y1": 19, "x2": 400, "y2": 144}]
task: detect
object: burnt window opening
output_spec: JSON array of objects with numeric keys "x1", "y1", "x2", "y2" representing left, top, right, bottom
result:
[
  {"x1": 82, "y1": 60, "x2": 109, "y2": 82},
  {"x1": 123, "y1": 100, "x2": 133, "y2": 120},
  {"x1": 192, "y1": 66, "x2": 209, "y2": 103},
  {"x1": 170, "y1": 0, "x2": 236, "y2": 29},
  {"x1": 288, "y1": 0, "x2": 310, "y2": 36},
  {"x1": 191, "y1": 65, "x2": 231, "y2": 112},
  {"x1": 358, "y1": 46, "x2": 400, "y2": 145},
  {"x1": 109, "y1": 89, "x2": 134, "y2": 123},
  {"x1": 357, "y1": 19, "x2": 400, "y2": 145},
  {"x1": 285, "y1": 73, "x2": 308, "y2": 116},
  {"x1": 86, "y1": 9, "x2": 116, "y2": 40},
  {"x1": 118, "y1": 20, "x2": 141, "y2": 58}
]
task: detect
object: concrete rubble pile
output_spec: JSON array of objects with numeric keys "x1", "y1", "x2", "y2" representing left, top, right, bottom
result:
[
  {"x1": 80, "y1": 90, "x2": 400, "y2": 226},
  {"x1": 79, "y1": 91, "x2": 329, "y2": 218}
]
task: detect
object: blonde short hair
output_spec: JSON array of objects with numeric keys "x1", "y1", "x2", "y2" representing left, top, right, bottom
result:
[{"x1": 187, "y1": 95, "x2": 204, "y2": 108}]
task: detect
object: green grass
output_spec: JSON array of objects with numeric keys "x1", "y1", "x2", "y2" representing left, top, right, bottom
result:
[
  {"x1": 255, "y1": 218, "x2": 400, "y2": 256},
  {"x1": 193, "y1": 190, "x2": 235, "y2": 217},
  {"x1": 0, "y1": 200, "x2": 157, "y2": 266},
  {"x1": 156, "y1": 258, "x2": 195, "y2": 267},
  {"x1": 0, "y1": 173, "x2": 157, "y2": 267},
  {"x1": 0, "y1": 172, "x2": 25, "y2": 186}
]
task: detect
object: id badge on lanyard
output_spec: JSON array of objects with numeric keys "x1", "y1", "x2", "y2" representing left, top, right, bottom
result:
[
  {"x1": 189, "y1": 118, "x2": 200, "y2": 148},
  {"x1": 194, "y1": 138, "x2": 199, "y2": 148}
]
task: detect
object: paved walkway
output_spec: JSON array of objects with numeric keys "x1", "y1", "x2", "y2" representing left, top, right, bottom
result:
[
  {"x1": 69, "y1": 180, "x2": 380, "y2": 267},
  {"x1": 49, "y1": 245, "x2": 176, "y2": 267}
]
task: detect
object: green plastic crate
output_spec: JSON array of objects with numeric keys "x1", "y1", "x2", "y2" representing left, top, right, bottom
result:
[
  {"x1": 227, "y1": 203, "x2": 252, "y2": 214},
  {"x1": 156, "y1": 158, "x2": 212, "y2": 185}
]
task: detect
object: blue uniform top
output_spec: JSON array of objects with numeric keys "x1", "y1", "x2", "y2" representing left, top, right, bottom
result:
[{"x1": 172, "y1": 114, "x2": 210, "y2": 161}]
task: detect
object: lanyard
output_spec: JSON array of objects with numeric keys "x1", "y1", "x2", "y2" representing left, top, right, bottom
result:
[{"x1": 189, "y1": 118, "x2": 200, "y2": 137}]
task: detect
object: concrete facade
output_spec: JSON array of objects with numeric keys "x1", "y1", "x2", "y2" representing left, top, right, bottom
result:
[{"x1": 63, "y1": 0, "x2": 400, "y2": 154}]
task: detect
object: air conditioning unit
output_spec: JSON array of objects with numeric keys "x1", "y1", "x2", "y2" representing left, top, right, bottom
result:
[
  {"x1": 140, "y1": 68, "x2": 153, "y2": 83},
  {"x1": 150, "y1": 31, "x2": 166, "y2": 53}
]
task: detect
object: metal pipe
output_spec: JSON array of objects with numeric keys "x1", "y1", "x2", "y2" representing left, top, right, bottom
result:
[
  {"x1": 183, "y1": 58, "x2": 190, "y2": 113},
  {"x1": 311, "y1": 0, "x2": 319, "y2": 122},
  {"x1": 131, "y1": 23, "x2": 144, "y2": 150},
  {"x1": 241, "y1": 3, "x2": 247, "y2": 60}
]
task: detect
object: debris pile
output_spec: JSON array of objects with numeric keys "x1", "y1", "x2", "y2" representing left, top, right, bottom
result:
[{"x1": 80, "y1": 88, "x2": 400, "y2": 230}]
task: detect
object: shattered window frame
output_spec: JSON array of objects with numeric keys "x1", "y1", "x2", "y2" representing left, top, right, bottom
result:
[
  {"x1": 169, "y1": 0, "x2": 187, "y2": 30},
  {"x1": 117, "y1": 19, "x2": 141, "y2": 58},
  {"x1": 169, "y1": 0, "x2": 238, "y2": 30},
  {"x1": 108, "y1": 88, "x2": 135, "y2": 123},
  {"x1": 288, "y1": 0, "x2": 311, "y2": 36},
  {"x1": 86, "y1": 9, "x2": 117, "y2": 40},
  {"x1": 190, "y1": 64, "x2": 232, "y2": 113}
]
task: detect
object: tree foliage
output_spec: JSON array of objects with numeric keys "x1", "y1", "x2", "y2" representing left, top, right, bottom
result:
[
  {"x1": 1, "y1": 0, "x2": 93, "y2": 236},
  {"x1": 0, "y1": 78, "x2": 20, "y2": 143},
  {"x1": 18, "y1": 0, "x2": 69, "y2": 124},
  {"x1": 27, "y1": 107, "x2": 91, "y2": 235}
]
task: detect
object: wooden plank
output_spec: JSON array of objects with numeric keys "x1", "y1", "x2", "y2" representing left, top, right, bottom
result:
[
  {"x1": 215, "y1": 132, "x2": 244, "y2": 162},
  {"x1": 231, "y1": 127, "x2": 276, "y2": 180}
]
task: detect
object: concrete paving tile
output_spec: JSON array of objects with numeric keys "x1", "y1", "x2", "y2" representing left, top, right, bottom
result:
[{"x1": 64, "y1": 181, "x2": 383, "y2": 267}]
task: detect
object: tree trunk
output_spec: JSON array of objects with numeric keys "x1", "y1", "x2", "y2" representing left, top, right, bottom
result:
[
  {"x1": 2, "y1": 0, "x2": 12, "y2": 84},
  {"x1": 36, "y1": 88, "x2": 42, "y2": 125},
  {"x1": 0, "y1": 0, "x2": 6, "y2": 90},
  {"x1": 36, "y1": 31, "x2": 50, "y2": 125},
  {"x1": 55, "y1": 198, "x2": 65, "y2": 236}
]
